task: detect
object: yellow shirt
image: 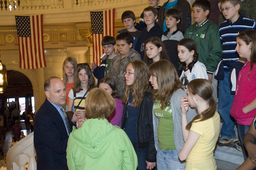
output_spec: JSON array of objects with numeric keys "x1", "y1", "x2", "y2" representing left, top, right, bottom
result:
[{"x1": 185, "y1": 111, "x2": 221, "y2": 170}]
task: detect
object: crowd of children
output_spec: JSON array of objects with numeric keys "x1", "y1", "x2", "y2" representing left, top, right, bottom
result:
[
  {"x1": 62, "y1": 0, "x2": 256, "y2": 169},
  {"x1": 8, "y1": 0, "x2": 254, "y2": 169}
]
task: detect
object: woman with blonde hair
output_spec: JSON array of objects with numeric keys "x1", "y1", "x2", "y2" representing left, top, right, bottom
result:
[
  {"x1": 67, "y1": 88, "x2": 137, "y2": 170},
  {"x1": 122, "y1": 60, "x2": 156, "y2": 170},
  {"x1": 62, "y1": 57, "x2": 77, "y2": 107},
  {"x1": 148, "y1": 59, "x2": 196, "y2": 170}
]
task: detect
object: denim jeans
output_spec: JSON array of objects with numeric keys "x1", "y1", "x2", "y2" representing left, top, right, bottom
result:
[
  {"x1": 157, "y1": 148, "x2": 184, "y2": 170},
  {"x1": 237, "y1": 124, "x2": 250, "y2": 160},
  {"x1": 218, "y1": 70, "x2": 236, "y2": 139},
  {"x1": 132, "y1": 143, "x2": 156, "y2": 170}
]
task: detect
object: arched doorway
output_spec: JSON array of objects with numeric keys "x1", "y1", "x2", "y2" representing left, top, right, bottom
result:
[{"x1": 0, "y1": 70, "x2": 34, "y2": 115}]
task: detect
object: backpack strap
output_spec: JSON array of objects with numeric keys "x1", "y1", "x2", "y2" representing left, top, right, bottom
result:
[{"x1": 73, "y1": 88, "x2": 76, "y2": 98}]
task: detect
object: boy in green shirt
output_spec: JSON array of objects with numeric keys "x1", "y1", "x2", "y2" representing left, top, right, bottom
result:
[{"x1": 184, "y1": 0, "x2": 222, "y2": 100}]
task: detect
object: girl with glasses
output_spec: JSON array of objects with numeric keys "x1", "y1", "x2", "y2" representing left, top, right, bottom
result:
[{"x1": 122, "y1": 60, "x2": 156, "y2": 170}]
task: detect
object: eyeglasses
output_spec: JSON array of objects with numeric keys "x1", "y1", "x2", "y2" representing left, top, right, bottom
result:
[
  {"x1": 124, "y1": 71, "x2": 134, "y2": 76},
  {"x1": 220, "y1": 5, "x2": 234, "y2": 12}
]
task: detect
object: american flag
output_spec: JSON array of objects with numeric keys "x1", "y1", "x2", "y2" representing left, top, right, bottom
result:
[
  {"x1": 90, "y1": 9, "x2": 115, "y2": 65},
  {"x1": 15, "y1": 14, "x2": 46, "y2": 69}
]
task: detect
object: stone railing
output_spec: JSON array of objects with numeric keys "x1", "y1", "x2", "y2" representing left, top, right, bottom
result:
[
  {"x1": 6, "y1": 132, "x2": 37, "y2": 170},
  {"x1": 0, "y1": 0, "x2": 147, "y2": 26},
  {"x1": 0, "y1": 0, "x2": 145, "y2": 12}
]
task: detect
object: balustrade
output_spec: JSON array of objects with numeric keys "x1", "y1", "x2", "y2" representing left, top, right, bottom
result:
[
  {"x1": 7, "y1": 132, "x2": 37, "y2": 170},
  {"x1": 0, "y1": 0, "x2": 144, "y2": 11}
]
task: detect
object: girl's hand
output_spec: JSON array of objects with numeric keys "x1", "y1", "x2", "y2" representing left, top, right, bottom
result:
[
  {"x1": 146, "y1": 161, "x2": 156, "y2": 170},
  {"x1": 243, "y1": 106, "x2": 249, "y2": 114},
  {"x1": 181, "y1": 97, "x2": 189, "y2": 115},
  {"x1": 242, "y1": 98, "x2": 256, "y2": 114},
  {"x1": 76, "y1": 118, "x2": 87, "y2": 128}
]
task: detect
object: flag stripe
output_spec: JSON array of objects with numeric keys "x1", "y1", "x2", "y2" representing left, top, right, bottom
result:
[
  {"x1": 38, "y1": 15, "x2": 44, "y2": 68},
  {"x1": 91, "y1": 9, "x2": 115, "y2": 65},
  {"x1": 33, "y1": 15, "x2": 38, "y2": 69},
  {"x1": 16, "y1": 14, "x2": 46, "y2": 69}
]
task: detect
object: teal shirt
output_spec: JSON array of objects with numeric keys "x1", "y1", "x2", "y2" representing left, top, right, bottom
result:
[
  {"x1": 163, "y1": 0, "x2": 178, "y2": 32},
  {"x1": 153, "y1": 100, "x2": 176, "y2": 150}
]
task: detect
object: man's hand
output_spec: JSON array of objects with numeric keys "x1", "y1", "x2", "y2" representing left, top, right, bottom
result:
[
  {"x1": 71, "y1": 111, "x2": 85, "y2": 123},
  {"x1": 208, "y1": 73, "x2": 213, "y2": 83}
]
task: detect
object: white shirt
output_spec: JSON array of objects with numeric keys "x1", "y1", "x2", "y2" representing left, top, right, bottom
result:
[{"x1": 180, "y1": 61, "x2": 208, "y2": 91}]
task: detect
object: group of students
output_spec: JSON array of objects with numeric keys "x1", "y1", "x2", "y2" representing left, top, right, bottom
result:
[
  {"x1": 59, "y1": 0, "x2": 256, "y2": 169},
  {"x1": 63, "y1": 57, "x2": 219, "y2": 170}
]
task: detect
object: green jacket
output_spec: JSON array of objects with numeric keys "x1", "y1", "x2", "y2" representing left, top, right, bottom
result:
[
  {"x1": 67, "y1": 119, "x2": 138, "y2": 170},
  {"x1": 184, "y1": 20, "x2": 222, "y2": 73},
  {"x1": 240, "y1": 0, "x2": 256, "y2": 20}
]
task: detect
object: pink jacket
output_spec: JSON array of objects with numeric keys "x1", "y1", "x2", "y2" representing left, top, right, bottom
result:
[{"x1": 231, "y1": 62, "x2": 256, "y2": 125}]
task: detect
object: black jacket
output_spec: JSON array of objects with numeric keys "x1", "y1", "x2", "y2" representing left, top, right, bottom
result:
[
  {"x1": 135, "y1": 24, "x2": 163, "y2": 60},
  {"x1": 93, "y1": 55, "x2": 108, "y2": 86},
  {"x1": 34, "y1": 99, "x2": 74, "y2": 170},
  {"x1": 122, "y1": 92, "x2": 156, "y2": 162}
]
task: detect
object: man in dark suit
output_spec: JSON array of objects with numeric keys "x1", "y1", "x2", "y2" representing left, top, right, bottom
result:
[{"x1": 34, "y1": 77, "x2": 73, "y2": 170}]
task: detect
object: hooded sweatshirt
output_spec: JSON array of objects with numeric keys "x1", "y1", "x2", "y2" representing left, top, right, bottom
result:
[{"x1": 67, "y1": 118, "x2": 138, "y2": 170}]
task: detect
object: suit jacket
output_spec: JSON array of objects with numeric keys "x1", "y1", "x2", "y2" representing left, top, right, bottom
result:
[{"x1": 34, "y1": 99, "x2": 73, "y2": 170}]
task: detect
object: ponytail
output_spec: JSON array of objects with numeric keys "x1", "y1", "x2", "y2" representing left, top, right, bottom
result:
[{"x1": 186, "y1": 97, "x2": 216, "y2": 130}]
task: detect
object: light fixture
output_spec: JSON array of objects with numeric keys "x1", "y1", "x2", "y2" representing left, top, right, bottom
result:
[{"x1": 0, "y1": 51, "x2": 8, "y2": 93}]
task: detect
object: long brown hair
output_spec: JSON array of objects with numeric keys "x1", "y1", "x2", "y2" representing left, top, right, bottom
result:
[
  {"x1": 74, "y1": 63, "x2": 95, "y2": 93},
  {"x1": 178, "y1": 38, "x2": 198, "y2": 71},
  {"x1": 237, "y1": 30, "x2": 256, "y2": 80},
  {"x1": 123, "y1": 60, "x2": 151, "y2": 108},
  {"x1": 62, "y1": 57, "x2": 77, "y2": 84},
  {"x1": 144, "y1": 37, "x2": 168, "y2": 66},
  {"x1": 186, "y1": 79, "x2": 217, "y2": 130},
  {"x1": 148, "y1": 59, "x2": 183, "y2": 109},
  {"x1": 99, "y1": 77, "x2": 120, "y2": 99}
]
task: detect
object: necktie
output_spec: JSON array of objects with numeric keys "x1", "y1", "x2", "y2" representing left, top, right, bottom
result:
[{"x1": 60, "y1": 107, "x2": 71, "y2": 134}]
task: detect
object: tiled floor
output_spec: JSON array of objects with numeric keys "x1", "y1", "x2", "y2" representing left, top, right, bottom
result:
[{"x1": 216, "y1": 159, "x2": 240, "y2": 170}]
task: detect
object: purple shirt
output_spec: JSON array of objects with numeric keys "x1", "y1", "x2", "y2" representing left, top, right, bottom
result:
[{"x1": 109, "y1": 98, "x2": 124, "y2": 128}]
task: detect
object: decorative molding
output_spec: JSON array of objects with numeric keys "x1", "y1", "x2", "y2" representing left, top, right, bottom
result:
[
  {"x1": 5, "y1": 34, "x2": 14, "y2": 43},
  {"x1": 60, "y1": 33, "x2": 67, "y2": 41},
  {"x1": 77, "y1": 29, "x2": 92, "y2": 43},
  {"x1": 43, "y1": 33, "x2": 50, "y2": 42}
]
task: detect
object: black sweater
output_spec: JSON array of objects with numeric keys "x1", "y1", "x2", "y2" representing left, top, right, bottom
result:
[{"x1": 122, "y1": 92, "x2": 156, "y2": 162}]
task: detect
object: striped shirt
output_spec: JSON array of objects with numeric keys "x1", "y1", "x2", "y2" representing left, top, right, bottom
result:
[{"x1": 219, "y1": 14, "x2": 256, "y2": 68}]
